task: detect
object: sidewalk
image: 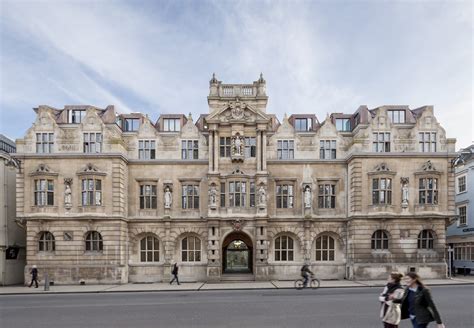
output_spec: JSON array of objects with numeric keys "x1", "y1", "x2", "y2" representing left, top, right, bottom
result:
[{"x1": 1, "y1": 277, "x2": 473, "y2": 295}]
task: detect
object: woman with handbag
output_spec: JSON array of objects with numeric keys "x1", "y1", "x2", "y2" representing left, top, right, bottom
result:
[
  {"x1": 379, "y1": 272, "x2": 405, "y2": 328},
  {"x1": 400, "y1": 272, "x2": 445, "y2": 328}
]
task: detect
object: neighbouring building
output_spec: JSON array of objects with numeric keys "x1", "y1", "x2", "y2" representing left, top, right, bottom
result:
[
  {"x1": 0, "y1": 134, "x2": 25, "y2": 285},
  {"x1": 447, "y1": 144, "x2": 474, "y2": 274},
  {"x1": 13, "y1": 74, "x2": 457, "y2": 284}
]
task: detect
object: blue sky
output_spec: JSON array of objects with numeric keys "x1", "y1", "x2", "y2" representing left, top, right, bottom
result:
[{"x1": 0, "y1": 0, "x2": 472, "y2": 149}]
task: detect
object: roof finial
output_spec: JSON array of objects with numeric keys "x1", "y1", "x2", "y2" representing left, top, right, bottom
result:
[
  {"x1": 210, "y1": 72, "x2": 218, "y2": 84},
  {"x1": 188, "y1": 112, "x2": 193, "y2": 122},
  {"x1": 258, "y1": 72, "x2": 265, "y2": 83}
]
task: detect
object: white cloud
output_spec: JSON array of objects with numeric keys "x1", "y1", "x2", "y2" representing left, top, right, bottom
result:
[{"x1": 0, "y1": 0, "x2": 471, "y2": 148}]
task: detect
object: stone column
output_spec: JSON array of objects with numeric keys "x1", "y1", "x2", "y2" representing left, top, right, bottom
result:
[
  {"x1": 213, "y1": 129, "x2": 219, "y2": 172},
  {"x1": 256, "y1": 130, "x2": 262, "y2": 172},
  {"x1": 255, "y1": 220, "x2": 269, "y2": 280},
  {"x1": 262, "y1": 131, "x2": 267, "y2": 171},
  {"x1": 206, "y1": 221, "x2": 221, "y2": 281},
  {"x1": 208, "y1": 130, "x2": 214, "y2": 172}
]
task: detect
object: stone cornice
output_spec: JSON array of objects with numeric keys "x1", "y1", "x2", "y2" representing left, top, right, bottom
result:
[
  {"x1": 13, "y1": 153, "x2": 129, "y2": 162},
  {"x1": 129, "y1": 159, "x2": 208, "y2": 165}
]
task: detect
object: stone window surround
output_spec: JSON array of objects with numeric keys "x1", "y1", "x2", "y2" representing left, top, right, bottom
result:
[
  {"x1": 139, "y1": 235, "x2": 161, "y2": 263},
  {"x1": 371, "y1": 230, "x2": 390, "y2": 250},
  {"x1": 314, "y1": 178, "x2": 340, "y2": 212},
  {"x1": 138, "y1": 139, "x2": 156, "y2": 160},
  {"x1": 315, "y1": 234, "x2": 336, "y2": 262},
  {"x1": 220, "y1": 173, "x2": 256, "y2": 209},
  {"x1": 35, "y1": 132, "x2": 54, "y2": 154},
  {"x1": 274, "y1": 178, "x2": 297, "y2": 209},
  {"x1": 367, "y1": 170, "x2": 396, "y2": 208},
  {"x1": 38, "y1": 231, "x2": 56, "y2": 253},
  {"x1": 181, "y1": 235, "x2": 202, "y2": 262},
  {"x1": 273, "y1": 234, "x2": 295, "y2": 262},
  {"x1": 417, "y1": 229, "x2": 435, "y2": 250},
  {"x1": 179, "y1": 178, "x2": 201, "y2": 210},
  {"x1": 136, "y1": 178, "x2": 159, "y2": 211},
  {"x1": 372, "y1": 132, "x2": 391, "y2": 153},
  {"x1": 77, "y1": 167, "x2": 106, "y2": 208},
  {"x1": 84, "y1": 230, "x2": 103, "y2": 253},
  {"x1": 83, "y1": 132, "x2": 102, "y2": 153},
  {"x1": 29, "y1": 167, "x2": 58, "y2": 208}
]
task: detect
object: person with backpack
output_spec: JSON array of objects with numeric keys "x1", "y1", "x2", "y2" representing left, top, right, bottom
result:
[
  {"x1": 300, "y1": 264, "x2": 314, "y2": 287},
  {"x1": 28, "y1": 265, "x2": 39, "y2": 288},
  {"x1": 170, "y1": 262, "x2": 180, "y2": 285}
]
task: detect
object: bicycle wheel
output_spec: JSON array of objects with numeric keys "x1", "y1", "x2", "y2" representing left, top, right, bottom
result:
[
  {"x1": 310, "y1": 278, "x2": 320, "y2": 289},
  {"x1": 294, "y1": 279, "x2": 304, "y2": 290}
]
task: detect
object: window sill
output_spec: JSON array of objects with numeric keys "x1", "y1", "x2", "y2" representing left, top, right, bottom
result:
[{"x1": 84, "y1": 251, "x2": 104, "y2": 256}]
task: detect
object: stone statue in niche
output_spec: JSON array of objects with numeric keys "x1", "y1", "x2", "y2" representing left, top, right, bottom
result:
[
  {"x1": 258, "y1": 185, "x2": 266, "y2": 206},
  {"x1": 304, "y1": 186, "x2": 312, "y2": 208},
  {"x1": 164, "y1": 186, "x2": 172, "y2": 209},
  {"x1": 232, "y1": 135, "x2": 244, "y2": 156},
  {"x1": 209, "y1": 185, "x2": 218, "y2": 207},
  {"x1": 401, "y1": 177, "x2": 409, "y2": 207},
  {"x1": 64, "y1": 180, "x2": 72, "y2": 208}
]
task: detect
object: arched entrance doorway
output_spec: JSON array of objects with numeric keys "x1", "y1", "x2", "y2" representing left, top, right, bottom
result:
[{"x1": 222, "y1": 231, "x2": 253, "y2": 274}]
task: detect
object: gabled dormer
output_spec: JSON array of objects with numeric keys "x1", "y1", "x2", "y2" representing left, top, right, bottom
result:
[{"x1": 156, "y1": 114, "x2": 187, "y2": 132}]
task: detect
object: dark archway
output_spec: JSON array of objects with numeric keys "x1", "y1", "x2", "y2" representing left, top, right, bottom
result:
[{"x1": 222, "y1": 231, "x2": 253, "y2": 274}]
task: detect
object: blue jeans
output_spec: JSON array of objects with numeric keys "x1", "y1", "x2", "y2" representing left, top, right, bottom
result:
[{"x1": 410, "y1": 318, "x2": 428, "y2": 328}]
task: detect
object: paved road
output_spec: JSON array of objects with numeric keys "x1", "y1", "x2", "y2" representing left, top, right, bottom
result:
[{"x1": 0, "y1": 285, "x2": 472, "y2": 328}]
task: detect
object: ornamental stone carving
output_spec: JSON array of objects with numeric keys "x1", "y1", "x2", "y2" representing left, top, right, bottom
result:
[
  {"x1": 164, "y1": 186, "x2": 172, "y2": 209},
  {"x1": 304, "y1": 186, "x2": 312, "y2": 209}
]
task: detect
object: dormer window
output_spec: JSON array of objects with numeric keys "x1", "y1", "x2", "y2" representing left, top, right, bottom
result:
[
  {"x1": 123, "y1": 118, "x2": 140, "y2": 132},
  {"x1": 68, "y1": 109, "x2": 86, "y2": 123},
  {"x1": 388, "y1": 110, "x2": 406, "y2": 124},
  {"x1": 163, "y1": 118, "x2": 181, "y2": 132},
  {"x1": 294, "y1": 118, "x2": 312, "y2": 132},
  {"x1": 336, "y1": 118, "x2": 351, "y2": 132}
]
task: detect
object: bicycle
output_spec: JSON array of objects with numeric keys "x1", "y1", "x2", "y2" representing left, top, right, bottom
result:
[{"x1": 294, "y1": 274, "x2": 320, "y2": 290}]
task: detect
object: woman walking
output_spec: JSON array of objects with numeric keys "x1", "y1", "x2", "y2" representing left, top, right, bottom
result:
[
  {"x1": 379, "y1": 272, "x2": 405, "y2": 327},
  {"x1": 401, "y1": 272, "x2": 445, "y2": 328}
]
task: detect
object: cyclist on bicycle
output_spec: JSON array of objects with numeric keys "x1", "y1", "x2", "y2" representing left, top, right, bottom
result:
[{"x1": 301, "y1": 264, "x2": 314, "y2": 287}]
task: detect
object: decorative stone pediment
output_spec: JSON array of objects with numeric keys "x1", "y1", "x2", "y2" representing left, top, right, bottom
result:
[
  {"x1": 415, "y1": 160, "x2": 442, "y2": 176},
  {"x1": 137, "y1": 116, "x2": 157, "y2": 137},
  {"x1": 318, "y1": 114, "x2": 338, "y2": 137},
  {"x1": 29, "y1": 164, "x2": 58, "y2": 177},
  {"x1": 81, "y1": 108, "x2": 104, "y2": 131},
  {"x1": 77, "y1": 163, "x2": 106, "y2": 176},
  {"x1": 375, "y1": 162, "x2": 391, "y2": 172},
  {"x1": 206, "y1": 99, "x2": 269, "y2": 124},
  {"x1": 368, "y1": 162, "x2": 396, "y2": 176},
  {"x1": 274, "y1": 114, "x2": 295, "y2": 136},
  {"x1": 180, "y1": 114, "x2": 201, "y2": 138}
]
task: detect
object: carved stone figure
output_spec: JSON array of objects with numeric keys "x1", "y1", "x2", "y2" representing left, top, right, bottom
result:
[
  {"x1": 258, "y1": 186, "x2": 266, "y2": 206},
  {"x1": 164, "y1": 187, "x2": 172, "y2": 209},
  {"x1": 304, "y1": 186, "x2": 312, "y2": 208},
  {"x1": 233, "y1": 136, "x2": 243, "y2": 156},
  {"x1": 209, "y1": 185, "x2": 218, "y2": 206},
  {"x1": 401, "y1": 178, "x2": 409, "y2": 207},
  {"x1": 64, "y1": 183, "x2": 72, "y2": 207}
]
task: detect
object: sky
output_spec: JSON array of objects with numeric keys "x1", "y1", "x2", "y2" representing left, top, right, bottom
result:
[{"x1": 0, "y1": 0, "x2": 472, "y2": 149}]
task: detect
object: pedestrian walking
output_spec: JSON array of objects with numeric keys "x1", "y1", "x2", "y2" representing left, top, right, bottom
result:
[
  {"x1": 378, "y1": 272, "x2": 405, "y2": 328},
  {"x1": 401, "y1": 272, "x2": 445, "y2": 328},
  {"x1": 28, "y1": 265, "x2": 39, "y2": 288},
  {"x1": 170, "y1": 262, "x2": 180, "y2": 285}
]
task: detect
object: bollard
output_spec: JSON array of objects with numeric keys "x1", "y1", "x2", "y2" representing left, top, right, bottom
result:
[{"x1": 44, "y1": 272, "x2": 50, "y2": 291}]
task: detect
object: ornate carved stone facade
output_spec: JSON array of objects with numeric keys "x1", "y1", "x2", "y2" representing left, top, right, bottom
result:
[{"x1": 14, "y1": 75, "x2": 457, "y2": 284}]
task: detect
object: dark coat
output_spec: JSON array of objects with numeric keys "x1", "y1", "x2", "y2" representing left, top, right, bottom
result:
[
  {"x1": 401, "y1": 286, "x2": 443, "y2": 324},
  {"x1": 172, "y1": 264, "x2": 178, "y2": 275},
  {"x1": 31, "y1": 268, "x2": 38, "y2": 278}
]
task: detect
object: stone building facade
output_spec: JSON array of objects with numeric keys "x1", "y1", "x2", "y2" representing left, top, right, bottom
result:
[
  {"x1": 1, "y1": 134, "x2": 25, "y2": 285},
  {"x1": 14, "y1": 75, "x2": 457, "y2": 284}
]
